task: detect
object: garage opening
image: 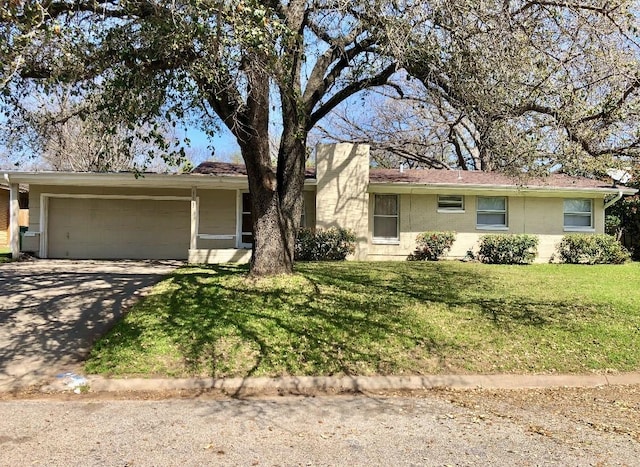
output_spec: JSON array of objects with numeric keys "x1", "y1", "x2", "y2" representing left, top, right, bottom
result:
[{"x1": 47, "y1": 196, "x2": 190, "y2": 260}]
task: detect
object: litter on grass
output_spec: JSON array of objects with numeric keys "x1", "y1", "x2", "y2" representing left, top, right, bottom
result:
[{"x1": 56, "y1": 372, "x2": 88, "y2": 391}]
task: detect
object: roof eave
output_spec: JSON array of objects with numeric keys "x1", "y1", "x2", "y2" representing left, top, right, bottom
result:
[
  {"x1": 368, "y1": 181, "x2": 637, "y2": 197},
  {"x1": 2, "y1": 171, "x2": 319, "y2": 189}
]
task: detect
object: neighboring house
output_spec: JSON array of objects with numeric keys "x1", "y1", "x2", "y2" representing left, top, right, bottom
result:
[
  {"x1": 1, "y1": 143, "x2": 636, "y2": 262},
  {"x1": 0, "y1": 184, "x2": 28, "y2": 249}
]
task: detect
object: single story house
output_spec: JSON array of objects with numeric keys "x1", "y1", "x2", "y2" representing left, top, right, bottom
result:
[{"x1": 2, "y1": 143, "x2": 636, "y2": 262}]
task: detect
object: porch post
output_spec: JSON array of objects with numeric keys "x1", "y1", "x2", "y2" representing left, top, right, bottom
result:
[
  {"x1": 9, "y1": 183, "x2": 20, "y2": 260},
  {"x1": 190, "y1": 186, "x2": 198, "y2": 250}
]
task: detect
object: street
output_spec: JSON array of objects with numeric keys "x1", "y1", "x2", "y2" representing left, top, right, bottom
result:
[{"x1": 1, "y1": 386, "x2": 638, "y2": 466}]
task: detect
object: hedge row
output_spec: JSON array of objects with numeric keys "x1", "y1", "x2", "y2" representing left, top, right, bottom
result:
[
  {"x1": 406, "y1": 232, "x2": 630, "y2": 265},
  {"x1": 292, "y1": 228, "x2": 630, "y2": 264}
]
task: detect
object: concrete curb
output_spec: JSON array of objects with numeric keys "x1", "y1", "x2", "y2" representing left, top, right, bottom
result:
[{"x1": 77, "y1": 372, "x2": 640, "y2": 395}]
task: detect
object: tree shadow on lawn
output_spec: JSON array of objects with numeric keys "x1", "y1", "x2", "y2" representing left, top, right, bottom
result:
[
  {"x1": 93, "y1": 262, "x2": 599, "y2": 378},
  {"x1": 298, "y1": 262, "x2": 595, "y2": 329},
  {"x1": 161, "y1": 266, "x2": 449, "y2": 377}
]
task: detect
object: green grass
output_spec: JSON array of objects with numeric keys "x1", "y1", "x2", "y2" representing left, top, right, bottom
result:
[
  {"x1": 0, "y1": 247, "x2": 11, "y2": 263},
  {"x1": 84, "y1": 261, "x2": 640, "y2": 378}
]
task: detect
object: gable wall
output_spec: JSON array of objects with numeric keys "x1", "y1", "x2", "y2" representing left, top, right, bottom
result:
[{"x1": 315, "y1": 143, "x2": 369, "y2": 259}]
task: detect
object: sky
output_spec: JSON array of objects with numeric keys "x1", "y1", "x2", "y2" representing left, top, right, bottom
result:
[{"x1": 185, "y1": 126, "x2": 240, "y2": 164}]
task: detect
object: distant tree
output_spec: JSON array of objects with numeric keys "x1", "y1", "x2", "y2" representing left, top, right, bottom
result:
[
  {"x1": 320, "y1": 1, "x2": 640, "y2": 175},
  {"x1": 4, "y1": 87, "x2": 183, "y2": 172},
  {"x1": 606, "y1": 167, "x2": 640, "y2": 259}
]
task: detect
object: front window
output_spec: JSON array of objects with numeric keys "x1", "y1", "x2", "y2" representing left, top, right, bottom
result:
[
  {"x1": 300, "y1": 198, "x2": 306, "y2": 228},
  {"x1": 564, "y1": 199, "x2": 593, "y2": 230},
  {"x1": 477, "y1": 196, "x2": 507, "y2": 229},
  {"x1": 438, "y1": 195, "x2": 464, "y2": 212},
  {"x1": 373, "y1": 194, "x2": 399, "y2": 242},
  {"x1": 241, "y1": 192, "x2": 253, "y2": 245}
]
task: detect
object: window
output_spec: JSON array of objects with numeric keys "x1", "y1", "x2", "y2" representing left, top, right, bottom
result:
[
  {"x1": 240, "y1": 192, "x2": 253, "y2": 246},
  {"x1": 564, "y1": 199, "x2": 593, "y2": 230},
  {"x1": 373, "y1": 194, "x2": 399, "y2": 242},
  {"x1": 438, "y1": 195, "x2": 464, "y2": 212},
  {"x1": 477, "y1": 196, "x2": 507, "y2": 229},
  {"x1": 300, "y1": 198, "x2": 306, "y2": 228}
]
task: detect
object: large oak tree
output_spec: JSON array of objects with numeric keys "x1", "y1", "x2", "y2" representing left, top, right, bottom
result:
[{"x1": 1, "y1": 0, "x2": 404, "y2": 275}]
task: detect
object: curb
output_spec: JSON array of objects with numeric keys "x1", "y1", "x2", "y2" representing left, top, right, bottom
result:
[{"x1": 68, "y1": 372, "x2": 640, "y2": 396}]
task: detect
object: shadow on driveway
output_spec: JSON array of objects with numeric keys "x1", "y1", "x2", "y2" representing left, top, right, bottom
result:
[{"x1": 0, "y1": 259, "x2": 180, "y2": 391}]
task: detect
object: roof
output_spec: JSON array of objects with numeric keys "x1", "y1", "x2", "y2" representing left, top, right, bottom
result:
[
  {"x1": 2, "y1": 162, "x2": 636, "y2": 196},
  {"x1": 369, "y1": 168, "x2": 623, "y2": 190},
  {"x1": 192, "y1": 161, "x2": 316, "y2": 179},
  {"x1": 190, "y1": 161, "x2": 249, "y2": 176}
]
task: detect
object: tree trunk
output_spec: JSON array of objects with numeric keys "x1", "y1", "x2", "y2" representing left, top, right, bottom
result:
[
  {"x1": 241, "y1": 132, "x2": 306, "y2": 277},
  {"x1": 247, "y1": 178, "x2": 294, "y2": 276},
  {"x1": 235, "y1": 64, "x2": 307, "y2": 277}
]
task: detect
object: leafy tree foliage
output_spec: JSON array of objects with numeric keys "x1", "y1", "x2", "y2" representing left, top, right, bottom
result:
[
  {"x1": 3, "y1": 86, "x2": 184, "y2": 171},
  {"x1": 1, "y1": 0, "x2": 403, "y2": 275},
  {"x1": 320, "y1": 1, "x2": 640, "y2": 175},
  {"x1": 2, "y1": 1, "x2": 638, "y2": 275}
]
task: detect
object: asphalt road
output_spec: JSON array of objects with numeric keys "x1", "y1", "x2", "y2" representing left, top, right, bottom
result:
[{"x1": 1, "y1": 392, "x2": 638, "y2": 466}]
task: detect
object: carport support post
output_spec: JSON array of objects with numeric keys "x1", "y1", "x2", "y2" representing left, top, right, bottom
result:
[
  {"x1": 9, "y1": 184, "x2": 20, "y2": 260},
  {"x1": 190, "y1": 187, "x2": 198, "y2": 250}
]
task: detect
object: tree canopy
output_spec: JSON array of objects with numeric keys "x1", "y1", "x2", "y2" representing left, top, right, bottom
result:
[{"x1": 319, "y1": 1, "x2": 640, "y2": 176}]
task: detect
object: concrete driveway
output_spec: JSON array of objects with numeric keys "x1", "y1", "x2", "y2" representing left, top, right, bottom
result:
[{"x1": 0, "y1": 259, "x2": 180, "y2": 391}]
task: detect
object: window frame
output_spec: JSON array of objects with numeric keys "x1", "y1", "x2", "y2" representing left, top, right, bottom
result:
[
  {"x1": 372, "y1": 194, "x2": 400, "y2": 244},
  {"x1": 437, "y1": 195, "x2": 465, "y2": 213},
  {"x1": 476, "y1": 196, "x2": 508, "y2": 230},
  {"x1": 237, "y1": 191, "x2": 253, "y2": 248},
  {"x1": 563, "y1": 198, "x2": 594, "y2": 231},
  {"x1": 299, "y1": 197, "x2": 306, "y2": 228}
]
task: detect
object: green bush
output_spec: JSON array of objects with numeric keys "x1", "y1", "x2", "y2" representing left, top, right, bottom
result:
[
  {"x1": 478, "y1": 234, "x2": 539, "y2": 264},
  {"x1": 295, "y1": 228, "x2": 356, "y2": 261},
  {"x1": 408, "y1": 231, "x2": 456, "y2": 261},
  {"x1": 556, "y1": 234, "x2": 630, "y2": 264}
]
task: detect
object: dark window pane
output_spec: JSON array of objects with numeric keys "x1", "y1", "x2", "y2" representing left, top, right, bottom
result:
[
  {"x1": 477, "y1": 213, "x2": 506, "y2": 226},
  {"x1": 375, "y1": 195, "x2": 398, "y2": 215},
  {"x1": 374, "y1": 217, "x2": 398, "y2": 238},
  {"x1": 242, "y1": 192, "x2": 251, "y2": 211},
  {"x1": 477, "y1": 197, "x2": 505, "y2": 211},
  {"x1": 564, "y1": 214, "x2": 591, "y2": 227},
  {"x1": 242, "y1": 214, "x2": 252, "y2": 232}
]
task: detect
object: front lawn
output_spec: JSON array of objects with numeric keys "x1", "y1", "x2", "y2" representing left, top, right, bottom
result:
[
  {"x1": 85, "y1": 261, "x2": 640, "y2": 377},
  {"x1": 0, "y1": 247, "x2": 11, "y2": 263}
]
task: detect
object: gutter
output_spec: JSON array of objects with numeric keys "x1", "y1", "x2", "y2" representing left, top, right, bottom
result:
[
  {"x1": 369, "y1": 181, "x2": 634, "y2": 197},
  {"x1": 3, "y1": 173, "x2": 9, "y2": 184},
  {"x1": 603, "y1": 190, "x2": 624, "y2": 210}
]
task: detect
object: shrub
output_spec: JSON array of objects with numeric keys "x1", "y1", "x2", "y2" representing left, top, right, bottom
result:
[
  {"x1": 556, "y1": 234, "x2": 630, "y2": 264},
  {"x1": 408, "y1": 231, "x2": 456, "y2": 261},
  {"x1": 478, "y1": 234, "x2": 539, "y2": 264},
  {"x1": 295, "y1": 228, "x2": 356, "y2": 261}
]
